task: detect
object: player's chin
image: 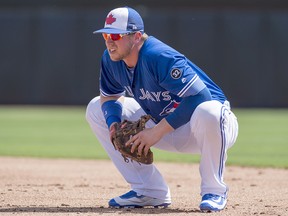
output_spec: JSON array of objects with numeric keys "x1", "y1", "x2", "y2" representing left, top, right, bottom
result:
[
  {"x1": 109, "y1": 55, "x2": 121, "y2": 62},
  {"x1": 108, "y1": 50, "x2": 119, "y2": 60}
]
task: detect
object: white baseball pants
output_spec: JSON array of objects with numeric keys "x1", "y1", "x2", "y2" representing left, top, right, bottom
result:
[{"x1": 86, "y1": 96, "x2": 238, "y2": 201}]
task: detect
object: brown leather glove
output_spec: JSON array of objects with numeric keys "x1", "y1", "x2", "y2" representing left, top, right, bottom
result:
[{"x1": 110, "y1": 115, "x2": 154, "y2": 164}]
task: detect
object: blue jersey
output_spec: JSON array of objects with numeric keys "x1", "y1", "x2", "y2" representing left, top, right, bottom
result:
[{"x1": 100, "y1": 36, "x2": 226, "y2": 123}]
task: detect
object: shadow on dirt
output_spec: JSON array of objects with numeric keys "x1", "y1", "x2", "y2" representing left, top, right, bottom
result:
[{"x1": 0, "y1": 206, "x2": 203, "y2": 214}]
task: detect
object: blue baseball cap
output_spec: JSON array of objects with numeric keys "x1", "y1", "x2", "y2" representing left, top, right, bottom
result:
[{"x1": 93, "y1": 7, "x2": 144, "y2": 34}]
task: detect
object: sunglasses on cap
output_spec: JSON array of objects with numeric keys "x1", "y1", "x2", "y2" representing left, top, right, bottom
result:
[{"x1": 102, "y1": 32, "x2": 136, "y2": 41}]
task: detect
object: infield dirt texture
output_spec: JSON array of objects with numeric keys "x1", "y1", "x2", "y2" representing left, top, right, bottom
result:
[{"x1": 0, "y1": 157, "x2": 287, "y2": 216}]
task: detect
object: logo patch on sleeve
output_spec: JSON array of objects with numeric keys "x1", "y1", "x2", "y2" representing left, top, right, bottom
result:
[{"x1": 170, "y1": 68, "x2": 182, "y2": 79}]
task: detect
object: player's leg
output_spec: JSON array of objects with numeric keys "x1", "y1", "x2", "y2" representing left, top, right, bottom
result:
[
  {"x1": 85, "y1": 96, "x2": 171, "y2": 207},
  {"x1": 150, "y1": 100, "x2": 238, "y2": 211},
  {"x1": 190, "y1": 100, "x2": 238, "y2": 211}
]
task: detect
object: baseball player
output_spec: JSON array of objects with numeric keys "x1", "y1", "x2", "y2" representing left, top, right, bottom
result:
[{"x1": 86, "y1": 6, "x2": 238, "y2": 211}]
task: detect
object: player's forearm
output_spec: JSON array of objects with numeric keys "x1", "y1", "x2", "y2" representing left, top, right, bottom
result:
[
  {"x1": 165, "y1": 87, "x2": 212, "y2": 129},
  {"x1": 153, "y1": 118, "x2": 174, "y2": 138}
]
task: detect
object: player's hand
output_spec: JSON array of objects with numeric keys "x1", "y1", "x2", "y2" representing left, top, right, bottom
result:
[
  {"x1": 125, "y1": 118, "x2": 174, "y2": 156},
  {"x1": 126, "y1": 127, "x2": 160, "y2": 157}
]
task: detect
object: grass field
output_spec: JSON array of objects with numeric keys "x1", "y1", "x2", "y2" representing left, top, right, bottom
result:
[{"x1": 0, "y1": 106, "x2": 287, "y2": 168}]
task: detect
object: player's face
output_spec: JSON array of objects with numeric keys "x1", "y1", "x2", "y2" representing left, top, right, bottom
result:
[{"x1": 103, "y1": 33, "x2": 136, "y2": 61}]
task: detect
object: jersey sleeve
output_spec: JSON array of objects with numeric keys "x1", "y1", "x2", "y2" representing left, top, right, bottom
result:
[
  {"x1": 99, "y1": 52, "x2": 125, "y2": 97},
  {"x1": 157, "y1": 52, "x2": 206, "y2": 97}
]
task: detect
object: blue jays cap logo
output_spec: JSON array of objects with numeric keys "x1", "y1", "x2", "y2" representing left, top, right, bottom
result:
[{"x1": 105, "y1": 14, "x2": 116, "y2": 25}]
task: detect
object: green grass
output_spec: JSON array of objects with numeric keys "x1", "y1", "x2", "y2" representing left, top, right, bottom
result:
[
  {"x1": 0, "y1": 106, "x2": 287, "y2": 168},
  {"x1": 0, "y1": 106, "x2": 105, "y2": 159},
  {"x1": 227, "y1": 109, "x2": 288, "y2": 168}
]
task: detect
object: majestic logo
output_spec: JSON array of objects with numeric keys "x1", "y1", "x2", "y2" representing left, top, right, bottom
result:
[
  {"x1": 106, "y1": 14, "x2": 116, "y2": 25},
  {"x1": 170, "y1": 68, "x2": 182, "y2": 79},
  {"x1": 159, "y1": 100, "x2": 180, "y2": 116}
]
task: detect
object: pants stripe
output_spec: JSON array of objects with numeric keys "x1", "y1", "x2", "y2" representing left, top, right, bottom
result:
[{"x1": 219, "y1": 106, "x2": 228, "y2": 180}]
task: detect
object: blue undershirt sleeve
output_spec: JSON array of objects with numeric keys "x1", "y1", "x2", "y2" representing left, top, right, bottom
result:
[
  {"x1": 101, "y1": 100, "x2": 122, "y2": 128},
  {"x1": 165, "y1": 87, "x2": 212, "y2": 129}
]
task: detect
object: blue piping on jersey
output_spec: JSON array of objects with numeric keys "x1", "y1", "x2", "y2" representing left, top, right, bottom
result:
[{"x1": 177, "y1": 74, "x2": 198, "y2": 97}]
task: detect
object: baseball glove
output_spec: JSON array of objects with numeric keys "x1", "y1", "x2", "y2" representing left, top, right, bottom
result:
[{"x1": 110, "y1": 115, "x2": 154, "y2": 165}]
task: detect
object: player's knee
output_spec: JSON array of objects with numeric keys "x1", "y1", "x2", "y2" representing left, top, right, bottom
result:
[
  {"x1": 85, "y1": 96, "x2": 101, "y2": 124},
  {"x1": 194, "y1": 101, "x2": 221, "y2": 126}
]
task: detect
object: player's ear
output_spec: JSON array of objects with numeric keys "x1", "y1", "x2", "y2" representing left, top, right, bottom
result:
[{"x1": 135, "y1": 31, "x2": 143, "y2": 43}]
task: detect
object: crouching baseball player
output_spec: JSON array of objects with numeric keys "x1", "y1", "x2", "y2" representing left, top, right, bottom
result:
[{"x1": 86, "y1": 6, "x2": 239, "y2": 212}]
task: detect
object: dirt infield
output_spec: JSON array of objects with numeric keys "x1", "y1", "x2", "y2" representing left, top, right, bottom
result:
[{"x1": 0, "y1": 157, "x2": 287, "y2": 216}]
